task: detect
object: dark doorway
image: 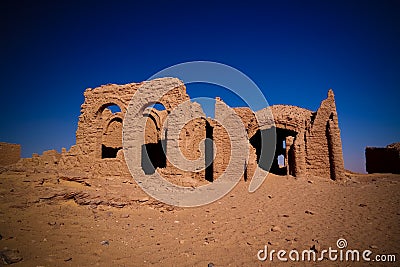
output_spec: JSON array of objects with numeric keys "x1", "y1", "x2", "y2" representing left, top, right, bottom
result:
[
  {"x1": 250, "y1": 127, "x2": 296, "y2": 176},
  {"x1": 270, "y1": 128, "x2": 296, "y2": 175},
  {"x1": 142, "y1": 140, "x2": 166, "y2": 174},
  {"x1": 249, "y1": 127, "x2": 276, "y2": 172},
  {"x1": 326, "y1": 116, "x2": 336, "y2": 180},
  {"x1": 205, "y1": 121, "x2": 214, "y2": 182},
  {"x1": 102, "y1": 145, "x2": 121, "y2": 158},
  {"x1": 101, "y1": 117, "x2": 123, "y2": 159},
  {"x1": 141, "y1": 106, "x2": 167, "y2": 175},
  {"x1": 288, "y1": 143, "x2": 296, "y2": 176}
]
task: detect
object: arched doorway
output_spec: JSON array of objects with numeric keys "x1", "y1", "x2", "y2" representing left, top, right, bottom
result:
[
  {"x1": 250, "y1": 127, "x2": 297, "y2": 176},
  {"x1": 102, "y1": 117, "x2": 123, "y2": 158},
  {"x1": 142, "y1": 104, "x2": 167, "y2": 174},
  {"x1": 96, "y1": 104, "x2": 123, "y2": 159}
]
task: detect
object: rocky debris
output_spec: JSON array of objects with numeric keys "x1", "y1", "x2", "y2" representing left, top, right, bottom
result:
[
  {"x1": 100, "y1": 240, "x2": 109, "y2": 246},
  {"x1": 271, "y1": 226, "x2": 282, "y2": 232},
  {"x1": 138, "y1": 197, "x2": 149, "y2": 203},
  {"x1": 310, "y1": 239, "x2": 321, "y2": 253},
  {"x1": 0, "y1": 249, "x2": 23, "y2": 264},
  {"x1": 37, "y1": 187, "x2": 176, "y2": 212},
  {"x1": 204, "y1": 236, "x2": 216, "y2": 244},
  {"x1": 0, "y1": 167, "x2": 7, "y2": 174},
  {"x1": 267, "y1": 241, "x2": 278, "y2": 246},
  {"x1": 39, "y1": 190, "x2": 123, "y2": 207}
]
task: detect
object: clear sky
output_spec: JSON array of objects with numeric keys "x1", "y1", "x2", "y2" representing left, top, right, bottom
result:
[{"x1": 1, "y1": 0, "x2": 399, "y2": 173}]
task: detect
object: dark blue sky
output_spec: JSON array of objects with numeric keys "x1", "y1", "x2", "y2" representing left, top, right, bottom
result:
[{"x1": 1, "y1": 0, "x2": 399, "y2": 173}]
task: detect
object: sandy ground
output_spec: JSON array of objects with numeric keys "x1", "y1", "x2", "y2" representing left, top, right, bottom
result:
[{"x1": 0, "y1": 171, "x2": 399, "y2": 266}]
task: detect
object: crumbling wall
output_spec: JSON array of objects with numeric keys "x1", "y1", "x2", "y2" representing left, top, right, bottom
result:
[
  {"x1": 232, "y1": 107, "x2": 258, "y2": 180},
  {"x1": 179, "y1": 118, "x2": 207, "y2": 162},
  {"x1": 209, "y1": 117, "x2": 231, "y2": 181},
  {"x1": 305, "y1": 90, "x2": 345, "y2": 180},
  {"x1": 158, "y1": 101, "x2": 210, "y2": 187},
  {"x1": 243, "y1": 91, "x2": 345, "y2": 181},
  {"x1": 366, "y1": 143, "x2": 400, "y2": 174},
  {"x1": 270, "y1": 105, "x2": 312, "y2": 178},
  {"x1": 0, "y1": 142, "x2": 20, "y2": 166},
  {"x1": 102, "y1": 117, "x2": 123, "y2": 149},
  {"x1": 71, "y1": 79, "x2": 188, "y2": 159},
  {"x1": 4, "y1": 78, "x2": 346, "y2": 184},
  {"x1": 59, "y1": 78, "x2": 190, "y2": 178},
  {"x1": 11, "y1": 150, "x2": 61, "y2": 173},
  {"x1": 246, "y1": 105, "x2": 311, "y2": 178},
  {"x1": 157, "y1": 117, "x2": 208, "y2": 187}
]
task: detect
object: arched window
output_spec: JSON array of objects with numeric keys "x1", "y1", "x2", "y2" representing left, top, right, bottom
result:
[
  {"x1": 101, "y1": 117, "x2": 123, "y2": 159},
  {"x1": 96, "y1": 103, "x2": 123, "y2": 119},
  {"x1": 105, "y1": 104, "x2": 121, "y2": 114},
  {"x1": 152, "y1": 103, "x2": 166, "y2": 111}
]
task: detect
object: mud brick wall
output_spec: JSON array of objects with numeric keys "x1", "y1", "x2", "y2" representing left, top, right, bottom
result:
[
  {"x1": 304, "y1": 90, "x2": 345, "y2": 180},
  {"x1": 0, "y1": 142, "x2": 21, "y2": 166},
  {"x1": 366, "y1": 144, "x2": 400, "y2": 174},
  {"x1": 5, "y1": 77, "x2": 346, "y2": 183}
]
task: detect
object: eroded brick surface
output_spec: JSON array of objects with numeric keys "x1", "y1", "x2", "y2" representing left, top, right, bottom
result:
[{"x1": 2, "y1": 78, "x2": 347, "y2": 184}]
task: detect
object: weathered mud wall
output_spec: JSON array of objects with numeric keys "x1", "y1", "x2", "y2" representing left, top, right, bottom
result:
[
  {"x1": 305, "y1": 90, "x2": 345, "y2": 180},
  {"x1": 0, "y1": 142, "x2": 21, "y2": 166},
  {"x1": 366, "y1": 143, "x2": 400, "y2": 174},
  {"x1": 3, "y1": 78, "x2": 346, "y2": 182}
]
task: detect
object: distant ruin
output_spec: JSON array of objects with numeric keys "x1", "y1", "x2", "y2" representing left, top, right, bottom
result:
[
  {"x1": 366, "y1": 143, "x2": 400, "y2": 174},
  {"x1": 1, "y1": 78, "x2": 346, "y2": 183}
]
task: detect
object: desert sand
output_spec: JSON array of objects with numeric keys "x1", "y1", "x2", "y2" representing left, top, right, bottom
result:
[{"x1": 0, "y1": 171, "x2": 399, "y2": 266}]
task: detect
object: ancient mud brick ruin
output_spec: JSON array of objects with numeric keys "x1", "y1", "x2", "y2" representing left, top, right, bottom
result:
[
  {"x1": 0, "y1": 142, "x2": 20, "y2": 166},
  {"x1": 2, "y1": 78, "x2": 346, "y2": 183},
  {"x1": 365, "y1": 143, "x2": 400, "y2": 174}
]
